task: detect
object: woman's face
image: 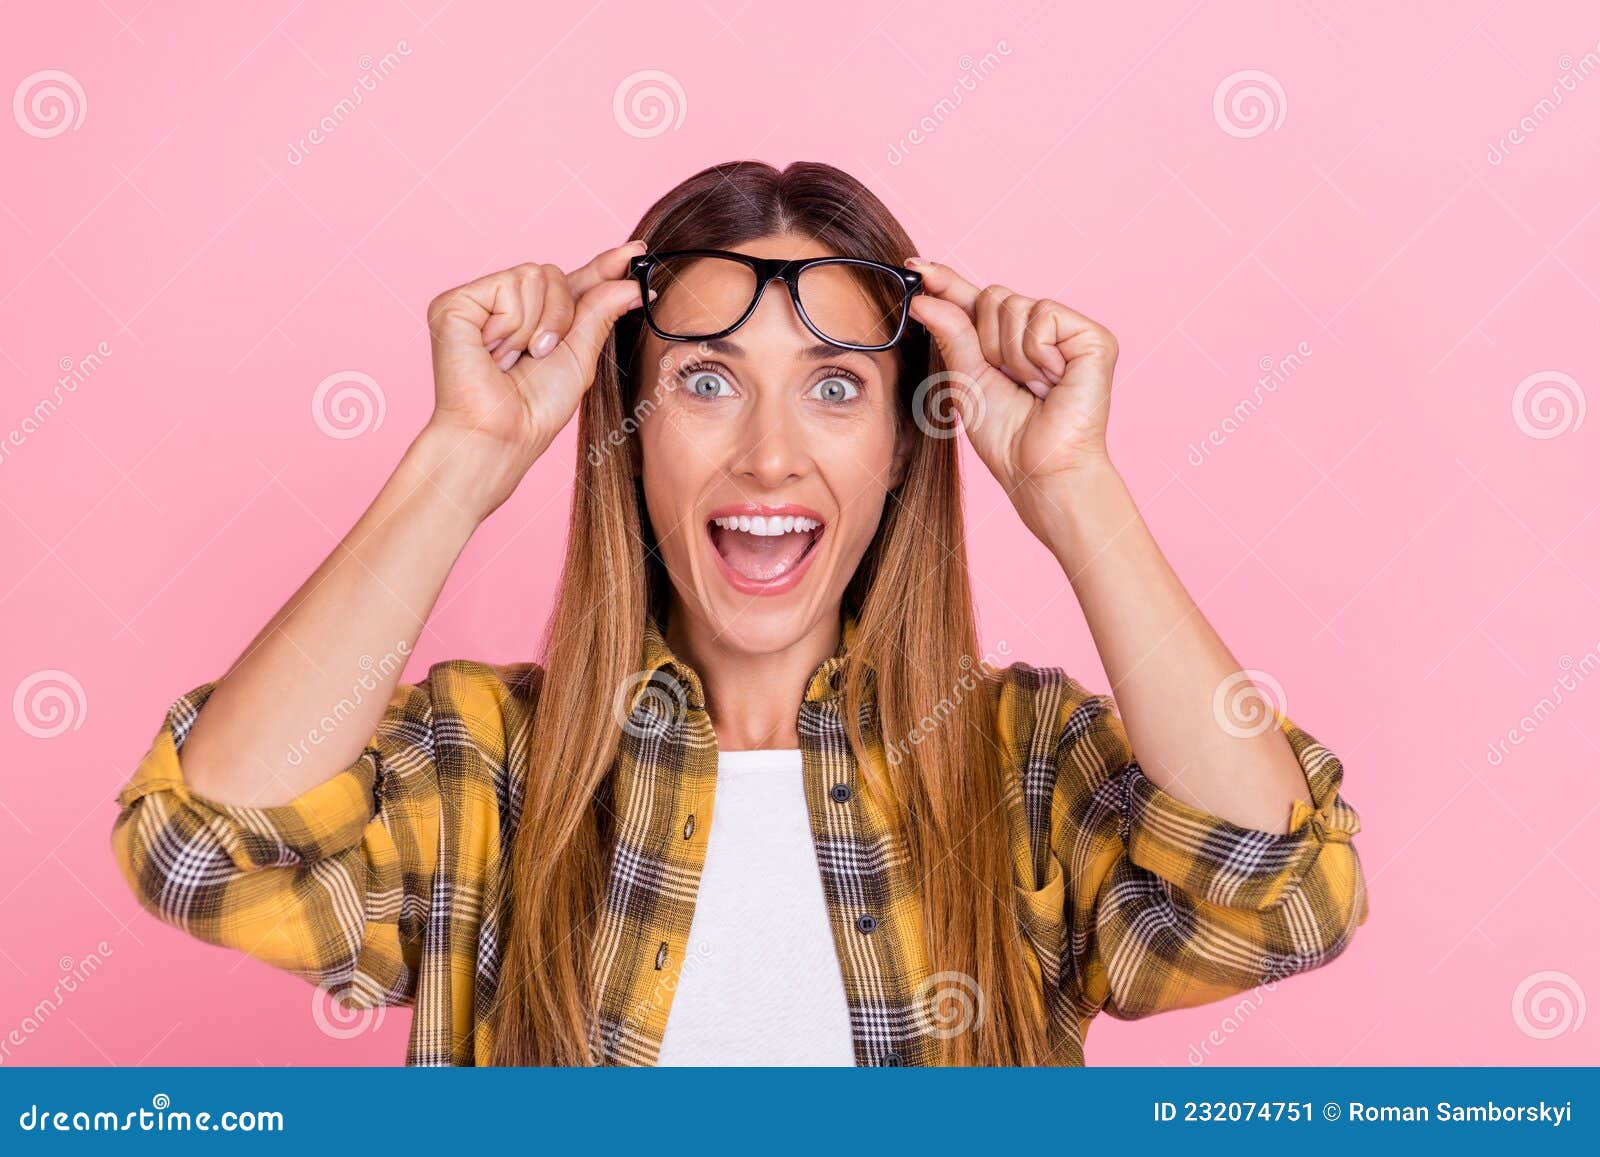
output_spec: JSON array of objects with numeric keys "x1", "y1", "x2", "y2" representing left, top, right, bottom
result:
[{"x1": 634, "y1": 234, "x2": 913, "y2": 656}]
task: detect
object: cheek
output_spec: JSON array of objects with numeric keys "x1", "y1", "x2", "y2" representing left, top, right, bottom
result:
[
  {"x1": 818, "y1": 432, "x2": 900, "y2": 546},
  {"x1": 636, "y1": 410, "x2": 713, "y2": 545},
  {"x1": 822, "y1": 404, "x2": 902, "y2": 480},
  {"x1": 637, "y1": 433, "x2": 680, "y2": 529}
]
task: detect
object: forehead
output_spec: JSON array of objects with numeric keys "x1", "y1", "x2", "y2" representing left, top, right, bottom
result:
[{"x1": 724, "y1": 234, "x2": 840, "y2": 262}]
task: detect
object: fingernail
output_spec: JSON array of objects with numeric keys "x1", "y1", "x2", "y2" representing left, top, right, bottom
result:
[
  {"x1": 497, "y1": 348, "x2": 521, "y2": 372},
  {"x1": 486, "y1": 338, "x2": 505, "y2": 354},
  {"x1": 905, "y1": 256, "x2": 924, "y2": 266},
  {"x1": 647, "y1": 288, "x2": 658, "y2": 301},
  {"x1": 1043, "y1": 364, "x2": 1062, "y2": 384},
  {"x1": 1026, "y1": 379, "x2": 1050, "y2": 398},
  {"x1": 531, "y1": 330, "x2": 559, "y2": 358}
]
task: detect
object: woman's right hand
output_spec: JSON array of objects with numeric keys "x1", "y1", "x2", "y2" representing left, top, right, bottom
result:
[{"x1": 423, "y1": 240, "x2": 648, "y2": 512}]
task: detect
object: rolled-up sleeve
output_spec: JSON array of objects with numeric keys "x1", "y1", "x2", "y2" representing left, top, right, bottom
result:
[
  {"x1": 1049, "y1": 682, "x2": 1369, "y2": 1021},
  {"x1": 110, "y1": 677, "x2": 442, "y2": 1008}
]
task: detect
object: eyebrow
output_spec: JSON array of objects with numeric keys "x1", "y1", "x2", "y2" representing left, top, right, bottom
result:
[{"x1": 674, "y1": 336, "x2": 874, "y2": 363}]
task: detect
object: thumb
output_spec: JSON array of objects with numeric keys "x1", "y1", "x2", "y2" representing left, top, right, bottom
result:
[
  {"x1": 909, "y1": 293, "x2": 993, "y2": 386},
  {"x1": 908, "y1": 292, "x2": 1032, "y2": 442},
  {"x1": 903, "y1": 294, "x2": 993, "y2": 436},
  {"x1": 509, "y1": 279, "x2": 646, "y2": 433},
  {"x1": 558, "y1": 278, "x2": 648, "y2": 381}
]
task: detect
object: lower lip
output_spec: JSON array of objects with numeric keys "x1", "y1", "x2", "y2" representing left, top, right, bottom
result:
[{"x1": 706, "y1": 524, "x2": 826, "y2": 597}]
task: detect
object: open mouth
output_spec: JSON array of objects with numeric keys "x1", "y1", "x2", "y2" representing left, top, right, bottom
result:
[{"x1": 705, "y1": 508, "x2": 826, "y2": 594}]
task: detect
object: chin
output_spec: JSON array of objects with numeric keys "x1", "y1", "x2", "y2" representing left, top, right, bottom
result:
[{"x1": 694, "y1": 595, "x2": 835, "y2": 657}]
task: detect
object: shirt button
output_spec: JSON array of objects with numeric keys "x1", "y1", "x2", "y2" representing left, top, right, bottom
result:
[
  {"x1": 829, "y1": 783, "x2": 851, "y2": 803},
  {"x1": 683, "y1": 814, "x2": 695, "y2": 839},
  {"x1": 883, "y1": 1052, "x2": 903, "y2": 1066},
  {"x1": 855, "y1": 914, "x2": 878, "y2": 935},
  {"x1": 654, "y1": 941, "x2": 669, "y2": 970}
]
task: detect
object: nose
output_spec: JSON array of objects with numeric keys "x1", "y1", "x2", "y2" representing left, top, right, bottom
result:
[
  {"x1": 724, "y1": 290, "x2": 814, "y2": 488},
  {"x1": 730, "y1": 383, "x2": 809, "y2": 488}
]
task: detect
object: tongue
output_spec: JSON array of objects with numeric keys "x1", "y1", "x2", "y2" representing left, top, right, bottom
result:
[{"x1": 712, "y1": 526, "x2": 813, "y2": 582}]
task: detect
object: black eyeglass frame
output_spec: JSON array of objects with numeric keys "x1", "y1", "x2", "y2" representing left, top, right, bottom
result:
[{"x1": 627, "y1": 248, "x2": 925, "y2": 352}]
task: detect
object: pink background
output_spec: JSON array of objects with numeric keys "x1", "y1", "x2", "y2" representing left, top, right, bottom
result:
[{"x1": 3, "y1": 0, "x2": 1597, "y2": 1067}]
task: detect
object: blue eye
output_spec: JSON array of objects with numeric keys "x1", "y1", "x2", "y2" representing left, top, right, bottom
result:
[
  {"x1": 810, "y1": 374, "x2": 860, "y2": 403},
  {"x1": 680, "y1": 366, "x2": 733, "y2": 399}
]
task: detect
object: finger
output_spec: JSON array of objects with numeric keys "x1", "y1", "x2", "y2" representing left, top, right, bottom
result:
[
  {"x1": 1033, "y1": 300, "x2": 1120, "y2": 385},
  {"x1": 492, "y1": 267, "x2": 549, "y2": 373},
  {"x1": 907, "y1": 293, "x2": 990, "y2": 383},
  {"x1": 476, "y1": 282, "x2": 515, "y2": 348},
  {"x1": 909, "y1": 293, "x2": 1037, "y2": 435},
  {"x1": 997, "y1": 293, "x2": 1045, "y2": 386},
  {"x1": 1022, "y1": 303, "x2": 1068, "y2": 384},
  {"x1": 496, "y1": 271, "x2": 551, "y2": 372},
  {"x1": 906, "y1": 257, "x2": 981, "y2": 314},
  {"x1": 528, "y1": 277, "x2": 646, "y2": 389},
  {"x1": 567, "y1": 239, "x2": 648, "y2": 299},
  {"x1": 1035, "y1": 297, "x2": 1109, "y2": 341},
  {"x1": 974, "y1": 285, "x2": 1016, "y2": 381},
  {"x1": 430, "y1": 276, "x2": 515, "y2": 349},
  {"x1": 527, "y1": 267, "x2": 577, "y2": 360},
  {"x1": 473, "y1": 276, "x2": 526, "y2": 361}
]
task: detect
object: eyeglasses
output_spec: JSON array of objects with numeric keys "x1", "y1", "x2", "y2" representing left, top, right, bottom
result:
[{"x1": 627, "y1": 248, "x2": 924, "y2": 352}]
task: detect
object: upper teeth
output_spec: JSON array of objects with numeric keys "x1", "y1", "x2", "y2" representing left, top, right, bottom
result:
[{"x1": 711, "y1": 515, "x2": 821, "y2": 536}]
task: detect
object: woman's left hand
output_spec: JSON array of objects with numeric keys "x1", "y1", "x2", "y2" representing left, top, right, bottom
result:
[{"x1": 906, "y1": 258, "x2": 1119, "y2": 527}]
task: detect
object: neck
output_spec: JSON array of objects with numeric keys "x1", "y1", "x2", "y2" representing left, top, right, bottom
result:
[{"x1": 662, "y1": 601, "x2": 842, "y2": 750}]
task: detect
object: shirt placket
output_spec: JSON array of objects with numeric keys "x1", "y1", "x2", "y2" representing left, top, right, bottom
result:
[
  {"x1": 647, "y1": 701, "x2": 719, "y2": 1060},
  {"x1": 593, "y1": 619, "x2": 936, "y2": 1067},
  {"x1": 592, "y1": 681, "x2": 719, "y2": 1066},
  {"x1": 798, "y1": 685, "x2": 937, "y2": 1067}
]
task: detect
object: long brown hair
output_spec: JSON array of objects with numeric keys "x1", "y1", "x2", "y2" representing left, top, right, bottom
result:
[{"x1": 488, "y1": 160, "x2": 1049, "y2": 1065}]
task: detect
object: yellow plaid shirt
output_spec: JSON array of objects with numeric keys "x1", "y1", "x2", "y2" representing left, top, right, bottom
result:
[{"x1": 111, "y1": 614, "x2": 1368, "y2": 1066}]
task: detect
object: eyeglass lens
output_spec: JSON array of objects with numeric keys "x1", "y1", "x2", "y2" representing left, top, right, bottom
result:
[{"x1": 646, "y1": 254, "x2": 906, "y2": 347}]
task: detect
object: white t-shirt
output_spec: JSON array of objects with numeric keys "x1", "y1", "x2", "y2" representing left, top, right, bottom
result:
[{"x1": 654, "y1": 747, "x2": 856, "y2": 1066}]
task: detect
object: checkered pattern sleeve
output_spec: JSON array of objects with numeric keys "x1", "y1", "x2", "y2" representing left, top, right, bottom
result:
[
  {"x1": 109, "y1": 674, "x2": 443, "y2": 1008},
  {"x1": 1046, "y1": 675, "x2": 1369, "y2": 1021}
]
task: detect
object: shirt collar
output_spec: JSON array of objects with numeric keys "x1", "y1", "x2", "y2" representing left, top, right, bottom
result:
[{"x1": 635, "y1": 611, "x2": 860, "y2": 714}]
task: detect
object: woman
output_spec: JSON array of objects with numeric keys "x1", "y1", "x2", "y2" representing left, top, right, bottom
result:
[{"x1": 111, "y1": 160, "x2": 1367, "y2": 1067}]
